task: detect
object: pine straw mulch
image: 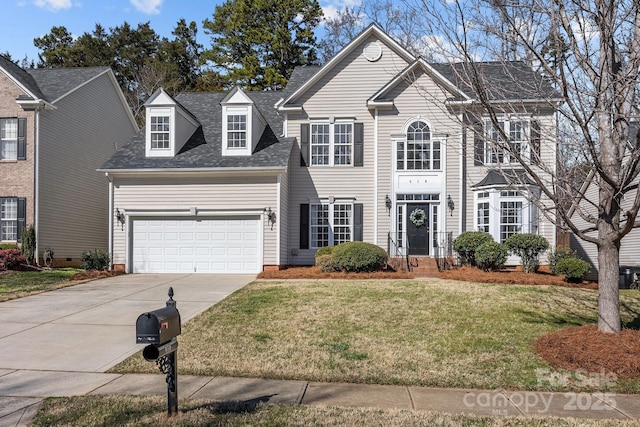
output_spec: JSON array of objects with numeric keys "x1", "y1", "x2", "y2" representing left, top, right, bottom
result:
[
  {"x1": 535, "y1": 325, "x2": 640, "y2": 380},
  {"x1": 257, "y1": 264, "x2": 640, "y2": 380},
  {"x1": 70, "y1": 269, "x2": 124, "y2": 281}
]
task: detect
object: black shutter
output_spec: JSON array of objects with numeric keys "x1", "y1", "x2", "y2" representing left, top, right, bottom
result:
[
  {"x1": 17, "y1": 118, "x2": 26, "y2": 160},
  {"x1": 354, "y1": 203, "x2": 363, "y2": 241},
  {"x1": 300, "y1": 203, "x2": 309, "y2": 249},
  {"x1": 473, "y1": 121, "x2": 484, "y2": 166},
  {"x1": 354, "y1": 123, "x2": 364, "y2": 167},
  {"x1": 531, "y1": 120, "x2": 541, "y2": 165},
  {"x1": 300, "y1": 124, "x2": 309, "y2": 166},
  {"x1": 17, "y1": 198, "x2": 26, "y2": 243}
]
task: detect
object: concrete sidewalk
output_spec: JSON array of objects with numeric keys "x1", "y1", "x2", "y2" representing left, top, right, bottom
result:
[{"x1": 1, "y1": 371, "x2": 640, "y2": 425}]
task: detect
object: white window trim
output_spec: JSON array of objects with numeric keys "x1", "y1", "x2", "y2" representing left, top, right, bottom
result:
[
  {"x1": 145, "y1": 107, "x2": 174, "y2": 157},
  {"x1": 310, "y1": 120, "x2": 354, "y2": 167},
  {"x1": 0, "y1": 118, "x2": 18, "y2": 161},
  {"x1": 396, "y1": 118, "x2": 442, "y2": 171},
  {"x1": 222, "y1": 106, "x2": 251, "y2": 156},
  {"x1": 483, "y1": 118, "x2": 531, "y2": 165},
  {"x1": 0, "y1": 197, "x2": 18, "y2": 241},
  {"x1": 309, "y1": 201, "x2": 354, "y2": 248},
  {"x1": 473, "y1": 189, "x2": 533, "y2": 243}
]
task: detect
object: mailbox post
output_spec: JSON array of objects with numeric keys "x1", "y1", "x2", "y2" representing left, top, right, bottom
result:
[{"x1": 136, "y1": 287, "x2": 181, "y2": 416}]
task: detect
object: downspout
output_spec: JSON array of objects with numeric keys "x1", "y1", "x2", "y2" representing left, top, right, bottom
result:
[
  {"x1": 373, "y1": 107, "x2": 379, "y2": 245},
  {"x1": 276, "y1": 174, "x2": 281, "y2": 267},
  {"x1": 34, "y1": 108, "x2": 40, "y2": 265},
  {"x1": 460, "y1": 112, "x2": 466, "y2": 233},
  {"x1": 107, "y1": 173, "x2": 114, "y2": 270}
]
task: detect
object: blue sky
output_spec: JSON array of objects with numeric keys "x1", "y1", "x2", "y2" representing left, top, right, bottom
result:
[{"x1": 2, "y1": 0, "x2": 347, "y2": 63}]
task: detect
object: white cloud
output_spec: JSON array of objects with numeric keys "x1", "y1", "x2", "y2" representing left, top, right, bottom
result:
[
  {"x1": 321, "y1": 0, "x2": 360, "y2": 21},
  {"x1": 34, "y1": 0, "x2": 72, "y2": 11},
  {"x1": 130, "y1": 0, "x2": 163, "y2": 15}
]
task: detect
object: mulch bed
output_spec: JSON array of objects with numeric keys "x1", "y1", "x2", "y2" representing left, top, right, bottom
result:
[
  {"x1": 535, "y1": 325, "x2": 640, "y2": 380},
  {"x1": 70, "y1": 270, "x2": 124, "y2": 281}
]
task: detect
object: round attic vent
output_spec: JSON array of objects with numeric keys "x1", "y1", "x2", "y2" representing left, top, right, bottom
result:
[{"x1": 363, "y1": 41, "x2": 382, "y2": 62}]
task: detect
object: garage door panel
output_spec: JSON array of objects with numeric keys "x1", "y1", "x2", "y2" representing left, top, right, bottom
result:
[{"x1": 132, "y1": 217, "x2": 260, "y2": 273}]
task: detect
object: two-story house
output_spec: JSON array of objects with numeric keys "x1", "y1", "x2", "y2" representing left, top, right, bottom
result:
[
  {"x1": 0, "y1": 56, "x2": 138, "y2": 265},
  {"x1": 101, "y1": 24, "x2": 558, "y2": 274}
]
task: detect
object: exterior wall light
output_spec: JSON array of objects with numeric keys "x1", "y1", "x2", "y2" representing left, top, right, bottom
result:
[
  {"x1": 115, "y1": 208, "x2": 125, "y2": 230},
  {"x1": 264, "y1": 207, "x2": 276, "y2": 230},
  {"x1": 385, "y1": 194, "x2": 392, "y2": 216},
  {"x1": 447, "y1": 195, "x2": 454, "y2": 216}
]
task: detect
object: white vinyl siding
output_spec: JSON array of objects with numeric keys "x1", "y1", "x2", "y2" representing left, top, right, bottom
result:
[{"x1": 111, "y1": 174, "x2": 280, "y2": 270}]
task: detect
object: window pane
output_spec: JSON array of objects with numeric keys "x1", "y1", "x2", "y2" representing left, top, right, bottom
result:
[
  {"x1": 310, "y1": 204, "x2": 329, "y2": 247},
  {"x1": 333, "y1": 204, "x2": 352, "y2": 244},
  {"x1": 396, "y1": 141, "x2": 405, "y2": 170},
  {"x1": 311, "y1": 124, "x2": 330, "y2": 165},
  {"x1": 500, "y1": 201, "x2": 522, "y2": 243},
  {"x1": 405, "y1": 121, "x2": 432, "y2": 169},
  {"x1": 1, "y1": 198, "x2": 17, "y2": 241},
  {"x1": 150, "y1": 116, "x2": 170, "y2": 149},
  {"x1": 227, "y1": 115, "x2": 247, "y2": 148},
  {"x1": 1, "y1": 119, "x2": 18, "y2": 160},
  {"x1": 477, "y1": 202, "x2": 490, "y2": 232},
  {"x1": 333, "y1": 123, "x2": 352, "y2": 165}
]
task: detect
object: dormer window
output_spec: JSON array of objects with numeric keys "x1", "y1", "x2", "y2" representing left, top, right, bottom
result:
[
  {"x1": 150, "y1": 115, "x2": 170, "y2": 150},
  {"x1": 227, "y1": 113, "x2": 247, "y2": 148},
  {"x1": 221, "y1": 87, "x2": 267, "y2": 157}
]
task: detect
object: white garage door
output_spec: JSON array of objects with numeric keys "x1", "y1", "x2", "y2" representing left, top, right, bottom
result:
[{"x1": 132, "y1": 217, "x2": 261, "y2": 273}]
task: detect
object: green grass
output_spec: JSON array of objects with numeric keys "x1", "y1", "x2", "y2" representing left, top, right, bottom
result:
[
  {"x1": 32, "y1": 395, "x2": 640, "y2": 427},
  {"x1": 111, "y1": 279, "x2": 640, "y2": 393},
  {"x1": 0, "y1": 268, "x2": 83, "y2": 301}
]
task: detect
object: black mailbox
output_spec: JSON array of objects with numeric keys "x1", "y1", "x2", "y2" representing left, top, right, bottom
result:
[{"x1": 136, "y1": 305, "x2": 181, "y2": 345}]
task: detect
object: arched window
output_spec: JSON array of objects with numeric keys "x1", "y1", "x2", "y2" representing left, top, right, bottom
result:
[{"x1": 397, "y1": 120, "x2": 441, "y2": 170}]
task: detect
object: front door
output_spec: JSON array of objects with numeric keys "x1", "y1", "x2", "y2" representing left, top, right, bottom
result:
[{"x1": 406, "y1": 204, "x2": 429, "y2": 255}]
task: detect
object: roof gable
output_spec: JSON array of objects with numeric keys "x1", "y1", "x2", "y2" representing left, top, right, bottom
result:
[{"x1": 279, "y1": 23, "x2": 415, "y2": 110}]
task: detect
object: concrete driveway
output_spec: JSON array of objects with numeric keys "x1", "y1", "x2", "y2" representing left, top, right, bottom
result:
[{"x1": 0, "y1": 273, "x2": 253, "y2": 373}]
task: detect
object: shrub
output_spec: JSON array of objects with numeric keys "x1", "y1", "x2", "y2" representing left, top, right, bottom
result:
[
  {"x1": 21, "y1": 224, "x2": 36, "y2": 265},
  {"x1": 0, "y1": 243, "x2": 19, "y2": 250},
  {"x1": 331, "y1": 241, "x2": 387, "y2": 272},
  {"x1": 504, "y1": 233, "x2": 549, "y2": 273},
  {"x1": 315, "y1": 246, "x2": 334, "y2": 259},
  {"x1": 475, "y1": 241, "x2": 508, "y2": 271},
  {"x1": 453, "y1": 231, "x2": 494, "y2": 266},
  {"x1": 81, "y1": 249, "x2": 110, "y2": 271},
  {"x1": 0, "y1": 249, "x2": 27, "y2": 271},
  {"x1": 316, "y1": 254, "x2": 338, "y2": 272},
  {"x1": 548, "y1": 246, "x2": 579, "y2": 275},
  {"x1": 555, "y1": 257, "x2": 591, "y2": 283}
]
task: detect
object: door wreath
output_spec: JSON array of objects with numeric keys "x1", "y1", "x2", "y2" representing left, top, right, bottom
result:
[{"x1": 409, "y1": 208, "x2": 427, "y2": 227}]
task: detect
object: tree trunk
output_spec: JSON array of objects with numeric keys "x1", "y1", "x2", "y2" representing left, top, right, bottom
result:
[{"x1": 597, "y1": 239, "x2": 621, "y2": 334}]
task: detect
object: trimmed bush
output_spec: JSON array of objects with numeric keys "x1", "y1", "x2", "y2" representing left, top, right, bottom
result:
[
  {"x1": 81, "y1": 249, "x2": 110, "y2": 271},
  {"x1": 453, "y1": 231, "x2": 494, "y2": 266},
  {"x1": 331, "y1": 241, "x2": 387, "y2": 272},
  {"x1": 548, "y1": 246, "x2": 579, "y2": 275},
  {"x1": 555, "y1": 257, "x2": 590, "y2": 283},
  {"x1": 475, "y1": 241, "x2": 508, "y2": 272},
  {"x1": 504, "y1": 233, "x2": 549, "y2": 273},
  {"x1": 315, "y1": 246, "x2": 335, "y2": 259},
  {"x1": 21, "y1": 224, "x2": 36, "y2": 265},
  {"x1": 0, "y1": 249, "x2": 27, "y2": 271},
  {"x1": 0, "y1": 243, "x2": 20, "y2": 250},
  {"x1": 316, "y1": 254, "x2": 338, "y2": 272}
]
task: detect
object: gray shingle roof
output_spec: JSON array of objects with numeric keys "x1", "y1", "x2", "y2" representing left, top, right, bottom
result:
[
  {"x1": 473, "y1": 169, "x2": 536, "y2": 188},
  {"x1": 0, "y1": 56, "x2": 109, "y2": 103},
  {"x1": 0, "y1": 55, "x2": 46, "y2": 100},
  {"x1": 100, "y1": 90, "x2": 295, "y2": 170},
  {"x1": 430, "y1": 61, "x2": 560, "y2": 102},
  {"x1": 27, "y1": 67, "x2": 109, "y2": 102}
]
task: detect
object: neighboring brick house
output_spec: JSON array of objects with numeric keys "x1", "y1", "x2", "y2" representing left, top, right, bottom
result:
[
  {"x1": 101, "y1": 25, "x2": 558, "y2": 274},
  {"x1": 0, "y1": 56, "x2": 137, "y2": 264}
]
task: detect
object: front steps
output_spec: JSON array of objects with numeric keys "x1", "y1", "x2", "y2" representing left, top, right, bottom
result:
[{"x1": 389, "y1": 256, "x2": 440, "y2": 277}]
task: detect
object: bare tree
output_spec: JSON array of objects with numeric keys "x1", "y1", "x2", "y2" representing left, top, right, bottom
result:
[{"x1": 401, "y1": 0, "x2": 640, "y2": 334}]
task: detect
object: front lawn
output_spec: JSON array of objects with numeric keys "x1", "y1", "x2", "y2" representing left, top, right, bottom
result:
[
  {"x1": 0, "y1": 268, "x2": 83, "y2": 301},
  {"x1": 111, "y1": 279, "x2": 640, "y2": 393}
]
